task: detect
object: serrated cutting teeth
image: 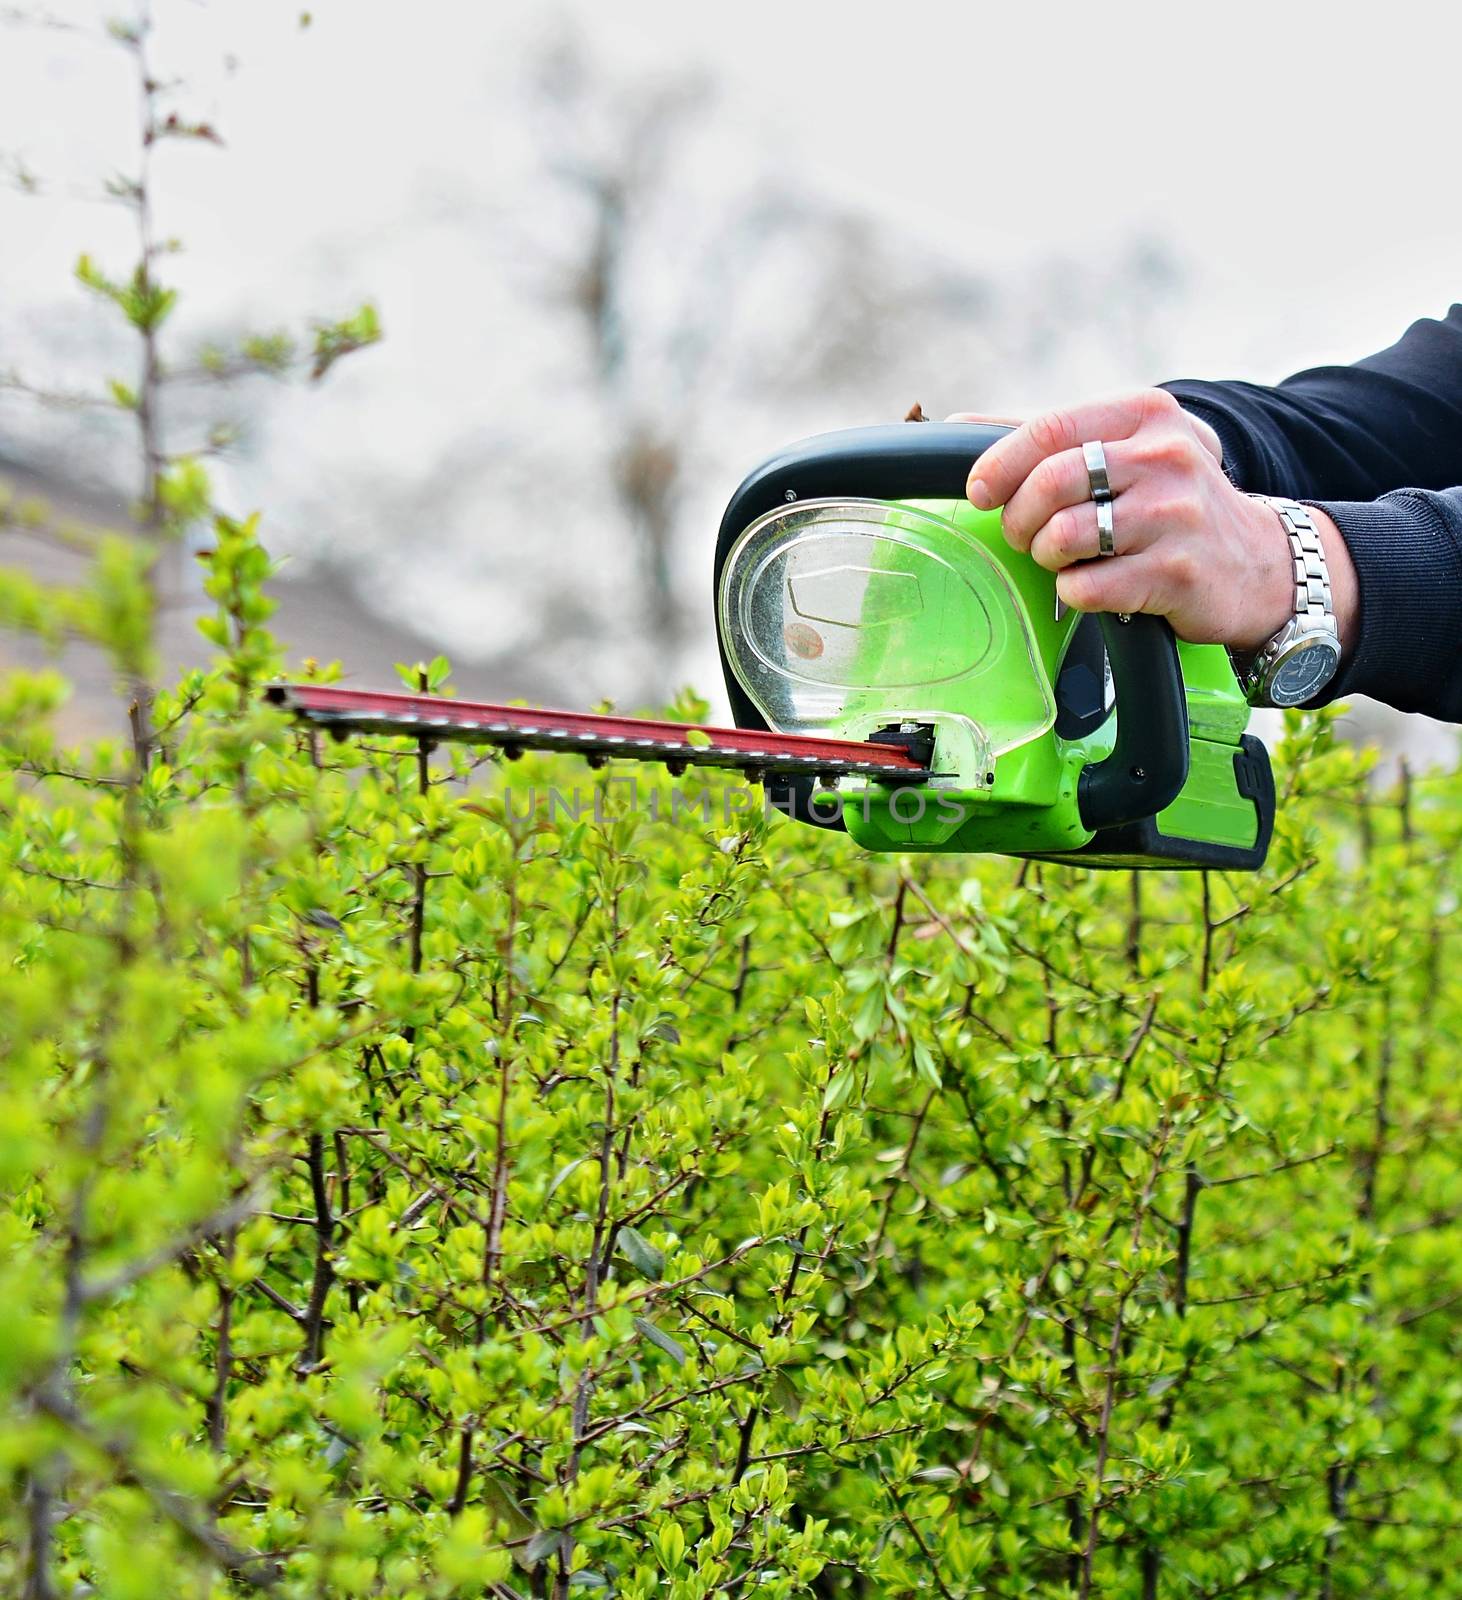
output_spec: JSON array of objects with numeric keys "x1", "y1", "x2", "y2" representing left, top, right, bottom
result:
[{"x1": 263, "y1": 684, "x2": 934, "y2": 785}]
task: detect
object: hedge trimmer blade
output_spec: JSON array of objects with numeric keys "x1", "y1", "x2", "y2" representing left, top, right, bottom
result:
[{"x1": 265, "y1": 684, "x2": 933, "y2": 783}]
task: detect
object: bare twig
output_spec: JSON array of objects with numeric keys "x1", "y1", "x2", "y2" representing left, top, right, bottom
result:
[{"x1": 296, "y1": 1134, "x2": 335, "y2": 1372}]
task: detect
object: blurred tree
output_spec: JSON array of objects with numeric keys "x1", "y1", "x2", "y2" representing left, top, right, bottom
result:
[{"x1": 481, "y1": 24, "x2": 1185, "y2": 693}]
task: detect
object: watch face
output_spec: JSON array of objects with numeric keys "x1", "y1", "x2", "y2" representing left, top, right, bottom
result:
[{"x1": 1269, "y1": 640, "x2": 1341, "y2": 707}]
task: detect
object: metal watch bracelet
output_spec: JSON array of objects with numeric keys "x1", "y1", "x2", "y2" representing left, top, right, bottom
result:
[{"x1": 1230, "y1": 496, "x2": 1338, "y2": 706}]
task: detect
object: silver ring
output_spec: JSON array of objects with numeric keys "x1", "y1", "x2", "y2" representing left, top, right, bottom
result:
[
  {"x1": 1083, "y1": 440, "x2": 1113, "y2": 502},
  {"x1": 1096, "y1": 498, "x2": 1116, "y2": 557}
]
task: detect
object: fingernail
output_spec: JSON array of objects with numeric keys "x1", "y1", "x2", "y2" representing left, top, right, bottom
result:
[{"x1": 968, "y1": 477, "x2": 993, "y2": 510}]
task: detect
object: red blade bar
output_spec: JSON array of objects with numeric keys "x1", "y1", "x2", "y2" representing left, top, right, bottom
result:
[{"x1": 264, "y1": 684, "x2": 930, "y2": 782}]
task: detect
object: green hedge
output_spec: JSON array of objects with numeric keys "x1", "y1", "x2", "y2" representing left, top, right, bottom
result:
[{"x1": 1, "y1": 515, "x2": 1458, "y2": 1598}]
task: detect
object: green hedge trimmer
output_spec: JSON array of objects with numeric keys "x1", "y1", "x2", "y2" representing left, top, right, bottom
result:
[{"x1": 267, "y1": 423, "x2": 1274, "y2": 870}]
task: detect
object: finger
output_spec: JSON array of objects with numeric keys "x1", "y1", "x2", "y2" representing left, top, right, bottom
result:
[
  {"x1": 967, "y1": 390, "x2": 1177, "y2": 511},
  {"x1": 1055, "y1": 545, "x2": 1197, "y2": 619},
  {"x1": 945, "y1": 410, "x2": 1027, "y2": 426},
  {"x1": 1028, "y1": 499, "x2": 1159, "y2": 572},
  {"x1": 1002, "y1": 440, "x2": 1150, "y2": 551},
  {"x1": 1190, "y1": 414, "x2": 1224, "y2": 465}
]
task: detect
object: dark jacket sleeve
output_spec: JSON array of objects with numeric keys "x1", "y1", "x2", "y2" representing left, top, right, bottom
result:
[{"x1": 1160, "y1": 305, "x2": 1462, "y2": 720}]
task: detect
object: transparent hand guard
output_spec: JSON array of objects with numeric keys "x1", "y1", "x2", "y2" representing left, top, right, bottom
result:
[{"x1": 718, "y1": 499, "x2": 1056, "y2": 760}]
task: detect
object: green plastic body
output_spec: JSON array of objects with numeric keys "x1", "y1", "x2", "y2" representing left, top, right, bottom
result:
[{"x1": 832, "y1": 499, "x2": 1263, "y2": 862}]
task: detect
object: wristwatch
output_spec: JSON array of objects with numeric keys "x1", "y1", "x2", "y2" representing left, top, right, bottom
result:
[{"x1": 1235, "y1": 497, "x2": 1342, "y2": 708}]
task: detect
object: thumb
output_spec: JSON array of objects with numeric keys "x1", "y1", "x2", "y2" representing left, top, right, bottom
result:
[{"x1": 945, "y1": 410, "x2": 1027, "y2": 427}]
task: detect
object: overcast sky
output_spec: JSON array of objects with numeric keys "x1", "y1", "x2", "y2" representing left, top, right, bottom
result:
[
  {"x1": 585, "y1": 0, "x2": 1462, "y2": 382},
  {"x1": 7, "y1": 1, "x2": 1458, "y2": 378}
]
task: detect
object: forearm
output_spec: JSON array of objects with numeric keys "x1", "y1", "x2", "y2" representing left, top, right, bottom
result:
[
  {"x1": 1160, "y1": 308, "x2": 1462, "y2": 720},
  {"x1": 1226, "y1": 482, "x2": 1462, "y2": 721},
  {"x1": 1313, "y1": 508, "x2": 1359, "y2": 661},
  {"x1": 1162, "y1": 304, "x2": 1462, "y2": 502},
  {"x1": 1304, "y1": 488, "x2": 1462, "y2": 719}
]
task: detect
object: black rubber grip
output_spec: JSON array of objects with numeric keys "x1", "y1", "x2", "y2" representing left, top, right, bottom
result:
[{"x1": 1077, "y1": 612, "x2": 1190, "y2": 831}]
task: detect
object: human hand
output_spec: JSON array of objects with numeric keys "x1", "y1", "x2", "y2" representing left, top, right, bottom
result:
[{"x1": 948, "y1": 390, "x2": 1357, "y2": 656}]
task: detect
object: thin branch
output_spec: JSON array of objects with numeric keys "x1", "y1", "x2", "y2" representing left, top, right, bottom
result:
[
  {"x1": 249, "y1": 1277, "x2": 305, "y2": 1324},
  {"x1": 1204, "y1": 1146, "x2": 1338, "y2": 1189},
  {"x1": 875, "y1": 1466, "x2": 958, "y2": 1600},
  {"x1": 14, "y1": 860, "x2": 125, "y2": 892},
  {"x1": 296, "y1": 1133, "x2": 335, "y2": 1372},
  {"x1": 0, "y1": 372, "x2": 114, "y2": 410}
]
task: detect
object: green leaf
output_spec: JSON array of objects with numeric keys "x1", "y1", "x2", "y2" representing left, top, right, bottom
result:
[
  {"x1": 633, "y1": 1316, "x2": 686, "y2": 1365},
  {"x1": 547, "y1": 1156, "x2": 589, "y2": 1196},
  {"x1": 523, "y1": 1529, "x2": 566, "y2": 1569},
  {"x1": 912, "y1": 1038, "x2": 942, "y2": 1090},
  {"x1": 822, "y1": 1068, "x2": 856, "y2": 1113},
  {"x1": 770, "y1": 1370, "x2": 802, "y2": 1420},
  {"x1": 617, "y1": 1226, "x2": 665, "y2": 1280},
  {"x1": 310, "y1": 300, "x2": 383, "y2": 380},
  {"x1": 482, "y1": 1471, "x2": 534, "y2": 1528},
  {"x1": 851, "y1": 983, "x2": 886, "y2": 1042}
]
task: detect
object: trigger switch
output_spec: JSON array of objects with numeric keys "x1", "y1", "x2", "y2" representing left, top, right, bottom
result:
[
  {"x1": 1054, "y1": 614, "x2": 1113, "y2": 739},
  {"x1": 1056, "y1": 661, "x2": 1108, "y2": 738},
  {"x1": 1060, "y1": 662, "x2": 1103, "y2": 720}
]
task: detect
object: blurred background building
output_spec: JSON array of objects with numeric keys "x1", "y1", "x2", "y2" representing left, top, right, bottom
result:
[{"x1": 1, "y1": 0, "x2": 1457, "y2": 764}]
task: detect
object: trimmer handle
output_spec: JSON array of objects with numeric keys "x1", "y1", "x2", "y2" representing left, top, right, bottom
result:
[{"x1": 1078, "y1": 612, "x2": 1189, "y2": 831}]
